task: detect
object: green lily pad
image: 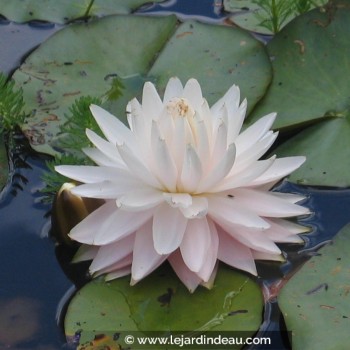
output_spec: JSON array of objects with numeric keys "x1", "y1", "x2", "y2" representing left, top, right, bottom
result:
[
  {"x1": 248, "y1": 0, "x2": 350, "y2": 129},
  {"x1": 0, "y1": 0, "x2": 164, "y2": 24},
  {"x1": 273, "y1": 116, "x2": 350, "y2": 186},
  {"x1": 279, "y1": 223, "x2": 350, "y2": 350},
  {"x1": 65, "y1": 264, "x2": 263, "y2": 348},
  {"x1": 13, "y1": 15, "x2": 272, "y2": 155}
]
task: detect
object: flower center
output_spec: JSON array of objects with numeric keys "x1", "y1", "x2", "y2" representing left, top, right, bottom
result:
[{"x1": 167, "y1": 98, "x2": 195, "y2": 119}]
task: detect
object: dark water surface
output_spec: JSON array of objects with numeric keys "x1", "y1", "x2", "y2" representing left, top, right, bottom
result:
[{"x1": 1, "y1": 2, "x2": 350, "y2": 349}]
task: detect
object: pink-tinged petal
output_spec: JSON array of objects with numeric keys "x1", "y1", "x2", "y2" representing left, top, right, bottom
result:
[
  {"x1": 83, "y1": 147, "x2": 121, "y2": 167},
  {"x1": 93, "y1": 253, "x2": 133, "y2": 277},
  {"x1": 227, "y1": 98, "x2": 247, "y2": 144},
  {"x1": 117, "y1": 188, "x2": 164, "y2": 211},
  {"x1": 117, "y1": 143, "x2": 161, "y2": 188},
  {"x1": 151, "y1": 121, "x2": 178, "y2": 192},
  {"x1": 86, "y1": 129, "x2": 124, "y2": 166},
  {"x1": 168, "y1": 250, "x2": 201, "y2": 293},
  {"x1": 72, "y1": 244, "x2": 99, "y2": 263},
  {"x1": 182, "y1": 78, "x2": 203, "y2": 111},
  {"x1": 252, "y1": 250, "x2": 285, "y2": 262},
  {"x1": 72, "y1": 180, "x2": 142, "y2": 199},
  {"x1": 131, "y1": 220, "x2": 168, "y2": 283},
  {"x1": 179, "y1": 196, "x2": 208, "y2": 219},
  {"x1": 55, "y1": 165, "x2": 130, "y2": 184},
  {"x1": 89, "y1": 234, "x2": 135, "y2": 273},
  {"x1": 153, "y1": 204, "x2": 188, "y2": 254},
  {"x1": 200, "y1": 262, "x2": 219, "y2": 289},
  {"x1": 232, "y1": 188, "x2": 310, "y2": 217},
  {"x1": 197, "y1": 143, "x2": 236, "y2": 193},
  {"x1": 208, "y1": 195, "x2": 270, "y2": 229},
  {"x1": 90, "y1": 104, "x2": 136, "y2": 146},
  {"x1": 163, "y1": 193, "x2": 192, "y2": 208},
  {"x1": 235, "y1": 113, "x2": 276, "y2": 153},
  {"x1": 249, "y1": 156, "x2": 306, "y2": 186},
  {"x1": 70, "y1": 201, "x2": 153, "y2": 245},
  {"x1": 271, "y1": 192, "x2": 307, "y2": 204},
  {"x1": 214, "y1": 217, "x2": 281, "y2": 254},
  {"x1": 105, "y1": 266, "x2": 131, "y2": 281},
  {"x1": 197, "y1": 218, "x2": 219, "y2": 281},
  {"x1": 180, "y1": 217, "x2": 211, "y2": 273},
  {"x1": 217, "y1": 227, "x2": 257, "y2": 276},
  {"x1": 264, "y1": 218, "x2": 307, "y2": 243},
  {"x1": 163, "y1": 77, "x2": 184, "y2": 103},
  {"x1": 142, "y1": 82, "x2": 163, "y2": 120},
  {"x1": 180, "y1": 144, "x2": 202, "y2": 193},
  {"x1": 210, "y1": 157, "x2": 275, "y2": 193}
]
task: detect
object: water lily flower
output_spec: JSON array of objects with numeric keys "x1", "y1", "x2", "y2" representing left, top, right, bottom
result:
[{"x1": 56, "y1": 78, "x2": 309, "y2": 292}]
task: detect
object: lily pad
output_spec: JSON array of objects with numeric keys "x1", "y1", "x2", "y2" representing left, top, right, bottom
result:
[
  {"x1": 279, "y1": 223, "x2": 350, "y2": 350},
  {"x1": 248, "y1": 0, "x2": 350, "y2": 129},
  {"x1": 65, "y1": 264, "x2": 263, "y2": 348},
  {"x1": 0, "y1": 0, "x2": 164, "y2": 24},
  {"x1": 13, "y1": 15, "x2": 272, "y2": 155},
  {"x1": 272, "y1": 116, "x2": 350, "y2": 186}
]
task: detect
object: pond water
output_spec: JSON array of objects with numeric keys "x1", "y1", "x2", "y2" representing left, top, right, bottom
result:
[{"x1": 1, "y1": 1, "x2": 350, "y2": 349}]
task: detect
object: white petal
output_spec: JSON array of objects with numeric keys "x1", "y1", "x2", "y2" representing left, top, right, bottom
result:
[
  {"x1": 197, "y1": 218, "x2": 219, "y2": 282},
  {"x1": 163, "y1": 193, "x2": 192, "y2": 208},
  {"x1": 89, "y1": 234, "x2": 135, "y2": 273},
  {"x1": 180, "y1": 217, "x2": 211, "y2": 272},
  {"x1": 214, "y1": 217, "x2": 281, "y2": 254},
  {"x1": 179, "y1": 196, "x2": 208, "y2": 219},
  {"x1": 94, "y1": 253, "x2": 133, "y2": 277},
  {"x1": 211, "y1": 84, "x2": 240, "y2": 117},
  {"x1": 131, "y1": 220, "x2": 168, "y2": 282},
  {"x1": 271, "y1": 218, "x2": 310, "y2": 234},
  {"x1": 171, "y1": 117, "x2": 186, "y2": 174},
  {"x1": 105, "y1": 266, "x2": 131, "y2": 281},
  {"x1": 163, "y1": 77, "x2": 184, "y2": 103},
  {"x1": 208, "y1": 195, "x2": 270, "y2": 229},
  {"x1": 117, "y1": 143, "x2": 161, "y2": 188},
  {"x1": 86, "y1": 129, "x2": 124, "y2": 166},
  {"x1": 180, "y1": 144, "x2": 202, "y2": 193},
  {"x1": 217, "y1": 227, "x2": 257, "y2": 275},
  {"x1": 210, "y1": 157, "x2": 276, "y2": 193},
  {"x1": 232, "y1": 188, "x2": 310, "y2": 217},
  {"x1": 72, "y1": 180, "x2": 141, "y2": 199},
  {"x1": 90, "y1": 104, "x2": 137, "y2": 149},
  {"x1": 235, "y1": 113, "x2": 276, "y2": 154},
  {"x1": 250, "y1": 156, "x2": 306, "y2": 186},
  {"x1": 252, "y1": 250, "x2": 285, "y2": 262},
  {"x1": 182, "y1": 78, "x2": 203, "y2": 111},
  {"x1": 196, "y1": 143, "x2": 236, "y2": 193},
  {"x1": 227, "y1": 98, "x2": 247, "y2": 144},
  {"x1": 117, "y1": 188, "x2": 164, "y2": 211},
  {"x1": 142, "y1": 82, "x2": 163, "y2": 120},
  {"x1": 153, "y1": 204, "x2": 188, "y2": 254},
  {"x1": 168, "y1": 250, "x2": 201, "y2": 292},
  {"x1": 151, "y1": 121, "x2": 177, "y2": 192},
  {"x1": 70, "y1": 201, "x2": 153, "y2": 245},
  {"x1": 83, "y1": 147, "x2": 121, "y2": 167},
  {"x1": 55, "y1": 165, "x2": 130, "y2": 184}
]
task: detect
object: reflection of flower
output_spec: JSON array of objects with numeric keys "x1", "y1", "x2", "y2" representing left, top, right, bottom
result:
[{"x1": 56, "y1": 78, "x2": 309, "y2": 292}]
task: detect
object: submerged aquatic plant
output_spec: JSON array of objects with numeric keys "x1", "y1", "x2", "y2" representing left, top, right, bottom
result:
[{"x1": 56, "y1": 78, "x2": 309, "y2": 292}]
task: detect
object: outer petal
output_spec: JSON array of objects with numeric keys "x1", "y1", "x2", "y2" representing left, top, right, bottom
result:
[
  {"x1": 131, "y1": 220, "x2": 168, "y2": 283},
  {"x1": 141, "y1": 82, "x2": 163, "y2": 120},
  {"x1": 217, "y1": 226, "x2": 257, "y2": 275},
  {"x1": 168, "y1": 250, "x2": 201, "y2": 293},
  {"x1": 180, "y1": 217, "x2": 211, "y2": 273},
  {"x1": 89, "y1": 234, "x2": 135, "y2": 273},
  {"x1": 153, "y1": 204, "x2": 188, "y2": 254}
]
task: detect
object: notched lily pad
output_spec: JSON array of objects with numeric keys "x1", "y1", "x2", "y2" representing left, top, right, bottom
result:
[
  {"x1": 13, "y1": 14, "x2": 272, "y2": 155},
  {"x1": 65, "y1": 264, "x2": 263, "y2": 349},
  {"x1": 279, "y1": 223, "x2": 350, "y2": 350}
]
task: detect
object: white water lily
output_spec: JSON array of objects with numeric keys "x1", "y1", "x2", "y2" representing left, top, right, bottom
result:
[{"x1": 56, "y1": 78, "x2": 309, "y2": 292}]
